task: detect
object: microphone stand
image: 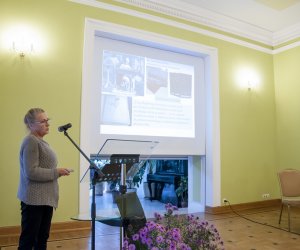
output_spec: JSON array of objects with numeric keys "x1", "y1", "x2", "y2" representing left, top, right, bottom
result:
[{"x1": 61, "y1": 129, "x2": 103, "y2": 250}]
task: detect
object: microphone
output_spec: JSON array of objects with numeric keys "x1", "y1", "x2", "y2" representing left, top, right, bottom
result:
[{"x1": 58, "y1": 123, "x2": 72, "y2": 132}]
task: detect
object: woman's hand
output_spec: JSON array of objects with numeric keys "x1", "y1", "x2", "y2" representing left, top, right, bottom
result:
[{"x1": 57, "y1": 168, "x2": 71, "y2": 177}]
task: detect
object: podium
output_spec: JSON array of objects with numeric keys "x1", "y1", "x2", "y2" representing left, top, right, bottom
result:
[{"x1": 74, "y1": 139, "x2": 158, "y2": 250}]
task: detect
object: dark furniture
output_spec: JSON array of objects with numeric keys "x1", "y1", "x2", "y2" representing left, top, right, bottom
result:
[{"x1": 147, "y1": 173, "x2": 183, "y2": 207}]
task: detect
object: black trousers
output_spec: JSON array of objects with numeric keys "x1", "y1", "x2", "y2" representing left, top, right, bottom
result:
[{"x1": 18, "y1": 202, "x2": 53, "y2": 250}]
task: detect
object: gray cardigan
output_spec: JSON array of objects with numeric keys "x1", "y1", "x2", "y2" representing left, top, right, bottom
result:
[{"x1": 17, "y1": 134, "x2": 60, "y2": 208}]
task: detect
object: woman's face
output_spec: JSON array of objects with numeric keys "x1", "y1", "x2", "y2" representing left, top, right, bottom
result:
[{"x1": 29, "y1": 112, "x2": 50, "y2": 138}]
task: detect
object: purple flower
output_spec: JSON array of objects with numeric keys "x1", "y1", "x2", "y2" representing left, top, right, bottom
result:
[
  {"x1": 123, "y1": 205, "x2": 223, "y2": 250},
  {"x1": 147, "y1": 221, "x2": 157, "y2": 230},
  {"x1": 154, "y1": 212, "x2": 162, "y2": 221},
  {"x1": 132, "y1": 234, "x2": 139, "y2": 241},
  {"x1": 146, "y1": 237, "x2": 153, "y2": 247},
  {"x1": 128, "y1": 244, "x2": 136, "y2": 250},
  {"x1": 168, "y1": 242, "x2": 176, "y2": 250},
  {"x1": 178, "y1": 243, "x2": 191, "y2": 250},
  {"x1": 123, "y1": 240, "x2": 128, "y2": 248},
  {"x1": 156, "y1": 235, "x2": 164, "y2": 244},
  {"x1": 171, "y1": 228, "x2": 181, "y2": 241}
]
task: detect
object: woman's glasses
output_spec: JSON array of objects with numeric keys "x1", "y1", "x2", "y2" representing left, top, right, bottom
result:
[{"x1": 34, "y1": 118, "x2": 51, "y2": 124}]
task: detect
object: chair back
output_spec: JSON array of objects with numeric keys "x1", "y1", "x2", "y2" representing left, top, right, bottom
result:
[{"x1": 278, "y1": 169, "x2": 300, "y2": 197}]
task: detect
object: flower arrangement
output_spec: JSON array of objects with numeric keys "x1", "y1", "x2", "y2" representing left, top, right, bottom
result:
[{"x1": 123, "y1": 203, "x2": 224, "y2": 250}]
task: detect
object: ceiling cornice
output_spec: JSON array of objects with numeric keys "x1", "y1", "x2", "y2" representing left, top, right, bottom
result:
[
  {"x1": 116, "y1": 0, "x2": 300, "y2": 47},
  {"x1": 70, "y1": 0, "x2": 299, "y2": 53},
  {"x1": 273, "y1": 22, "x2": 300, "y2": 45}
]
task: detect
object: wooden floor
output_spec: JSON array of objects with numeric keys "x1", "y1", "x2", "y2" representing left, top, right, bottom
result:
[{"x1": 1, "y1": 205, "x2": 300, "y2": 249}]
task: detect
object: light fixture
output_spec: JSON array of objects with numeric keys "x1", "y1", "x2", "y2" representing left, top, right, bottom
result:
[
  {"x1": 236, "y1": 67, "x2": 260, "y2": 91},
  {"x1": 2, "y1": 24, "x2": 40, "y2": 58},
  {"x1": 12, "y1": 38, "x2": 34, "y2": 58},
  {"x1": 247, "y1": 80, "x2": 254, "y2": 91}
]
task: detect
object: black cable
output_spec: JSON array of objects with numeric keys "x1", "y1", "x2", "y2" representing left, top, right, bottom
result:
[{"x1": 224, "y1": 200, "x2": 300, "y2": 236}]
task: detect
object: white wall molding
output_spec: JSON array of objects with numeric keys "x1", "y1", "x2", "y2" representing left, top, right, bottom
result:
[
  {"x1": 117, "y1": 0, "x2": 274, "y2": 45},
  {"x1": 273, "y1": 41, "x2": 300, "y2": 54},
  {"x1": 71, "y1": 0, "x2": 272, "y2": 54},
  {"x1": 273, "y1": 22, "x2": 300, "y2": 46},
  {"x1": 118, "y1": 0, "x2": 300, "y2": 47},
  {"x1": 71, "y1": 0, "x2": 300, "y2": 52}
]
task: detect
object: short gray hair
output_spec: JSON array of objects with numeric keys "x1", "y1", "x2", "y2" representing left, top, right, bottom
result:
[{"x1": 24, "y1": 108, "x2": 45, "y2": 127}]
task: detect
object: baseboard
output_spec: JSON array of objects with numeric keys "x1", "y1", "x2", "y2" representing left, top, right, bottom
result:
[
  {"x1": 0, "y1": 220, "x2": 91, "y2": 238},
  {"x1": 205, "y1": 199, "x2": 281, "y2": 214},
  {"x1": 0, "y1": 199, "x2": 281, "y2": 240}
]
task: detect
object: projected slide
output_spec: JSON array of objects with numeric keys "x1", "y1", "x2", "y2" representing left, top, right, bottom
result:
[{"x1": 100, "y1": 50, "x2": 195, "y2": 138}]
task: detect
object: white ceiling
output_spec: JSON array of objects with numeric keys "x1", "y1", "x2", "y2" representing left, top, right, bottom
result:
[{"x1": 177, "y1": 0, "x2": 300, "y2": 32}]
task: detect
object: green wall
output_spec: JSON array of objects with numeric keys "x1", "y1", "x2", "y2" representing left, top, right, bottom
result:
[
  {"x1": 0, "y1": 0, "x2": 290, "y2": 227},
  {"x1": 274, "y1": 46, "x2": 300, "y2": 170}
]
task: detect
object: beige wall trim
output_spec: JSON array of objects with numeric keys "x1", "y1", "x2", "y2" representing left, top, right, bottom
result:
[{"x1": 205, "y1": 199, "x2": 281, "y2": 214}]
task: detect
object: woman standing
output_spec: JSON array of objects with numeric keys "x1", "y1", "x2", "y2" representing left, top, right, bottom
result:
[{"x1": 17, "y1": 108, "x2": 71, "y2": 250}]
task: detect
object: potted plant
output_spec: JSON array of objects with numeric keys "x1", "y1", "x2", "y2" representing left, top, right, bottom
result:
[
  {"x1": 123, "y1": 203, "x2": 224, "y2": 249},
  {"x1": 175, "y1": 176, "x2": 188, "y2": 207},
  {"x1": 131, "y1": 161, "x2": 147, "y2": 188}
]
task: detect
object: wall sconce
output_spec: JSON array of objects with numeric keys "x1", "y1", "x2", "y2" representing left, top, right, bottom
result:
[
  {"x1": 12, "y1": 39, "x2": 34, "y2": 58},
  {"x1": 2, "y1": 25, "x2": 40, "y2": 58},
  {"x1": 247, "y1": 80, "x2": 254, "y2": 91},
  {"x1": 2, "y1": 25, "x2": 46, "y2": 59},
  {"x1": 236, "y1": 67, "x2": 260, "y2": 91}
]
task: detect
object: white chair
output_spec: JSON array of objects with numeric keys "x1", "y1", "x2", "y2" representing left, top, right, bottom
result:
[{"x1": 278, "y1": 169, "x2": 300, "y2": 231}]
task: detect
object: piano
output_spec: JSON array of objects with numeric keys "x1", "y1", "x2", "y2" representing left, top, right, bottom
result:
[{"x1": 147, "y1": 173, "x2": 184, "y2": 207}]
